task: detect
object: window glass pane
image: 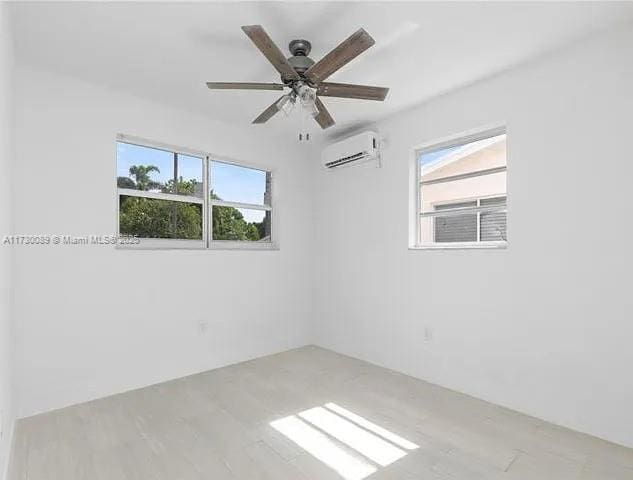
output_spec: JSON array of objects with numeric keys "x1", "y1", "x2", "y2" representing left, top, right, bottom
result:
[
  {"x1": 418, "y1": 132, "x2": 507, "y2": 245},
  {"x1": 117, "y1": 142, "x2": 203, "y2": 197},
  {"x1": 162, "y1": 154, "x2": 204, "y2": 198},
  {"x1": 418, "y1": 134, "x2": 506, "y2": 171},
  {"x1": 212, "y1": 206, "x2": 271, "y2": 242},
  {"x1": 419, "y1": 134, "x2": 506, "y2": 213},
  {"x1": 119, "y1": 196, "x2": 202, "y2": 239},
  {"x1": 418, "y1": 145, "x2": 462, "y2": 167},
  {"x1": 420, "y1": 170, "x2": 506, "y2": 214},
  {"x1": 210, "y1": 161, "x2": 270, "y2": 205}
]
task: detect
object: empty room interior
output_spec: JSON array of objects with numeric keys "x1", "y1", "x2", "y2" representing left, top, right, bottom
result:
[{"x1": 1, "y1": 1, "x2": 633, "y2": 479}]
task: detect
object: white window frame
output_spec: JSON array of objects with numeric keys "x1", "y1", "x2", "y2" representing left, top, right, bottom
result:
[
  {"x1": 410, "y1": 125, "x2": 508, "y2": 250},
  {"x1": 115, "y1": 134, "x2": 277, "y2": 250}
]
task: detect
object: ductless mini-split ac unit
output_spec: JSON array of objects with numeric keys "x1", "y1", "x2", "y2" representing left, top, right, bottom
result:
[{"x1": 322, "y1": 131, "x2": 380, "y2": 169}]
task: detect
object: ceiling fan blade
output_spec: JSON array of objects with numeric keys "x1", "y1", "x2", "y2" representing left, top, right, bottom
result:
[
  {"x1": 206, "y1": 82, "x2": 285, "y2": 91},
  {"x1": 305, "y1": 28, "x2": 375, "y2": 84},
  {"x1": 252, "y1": 96, "x2": 284, "y2": 124},
  {"x1": 241, "y1": 25, "x2": 300, "y2": 81},
  {"x1": 317, "y1": 82, "x2": 389, "y2": 101},
  {"x1": 314, "y1": 97, "x2": 335, "y2": 129}
]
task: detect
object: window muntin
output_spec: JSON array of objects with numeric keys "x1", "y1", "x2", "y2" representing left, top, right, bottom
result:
[
  {"x1": 116, "y1": 137, "x2": 273, "y2": 248},
  {"x1": 417, "y1": 131, "x2": 507, "y2": 247}
]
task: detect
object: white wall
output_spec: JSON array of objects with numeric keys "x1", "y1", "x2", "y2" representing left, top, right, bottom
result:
[
  {"x1": 0, "y1": 3, "x2": 15, "y2": 479},
  {"x1": 12, "y1": 65, "x2": 314, "y2": 417},
  {"x1": 314, "y1": 25, "x2": 633, "y2": 448},
  {"x1": 8, "y1": 12, "x2": 633, "y2": 454}
]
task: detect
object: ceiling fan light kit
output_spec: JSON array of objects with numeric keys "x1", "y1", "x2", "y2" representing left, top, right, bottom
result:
[
  {"x1": 276, "y1": 94, "x2": 295, "y2": 117},
  {"x1": 206, "y1": 25, "x2": 390, "y2": 131}
]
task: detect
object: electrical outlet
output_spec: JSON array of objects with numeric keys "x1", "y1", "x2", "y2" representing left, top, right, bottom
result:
[
  {"x1": 424, "y1": 326, "x2": 434, "y2": 342},
  {"x1": 198, "y1": 320, "x2": 208, "y2": 334}
]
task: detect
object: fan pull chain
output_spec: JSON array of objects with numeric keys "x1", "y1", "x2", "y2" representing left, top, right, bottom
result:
[{"x1": 298, "y1": 101, "x2": 310, "y2": 142}]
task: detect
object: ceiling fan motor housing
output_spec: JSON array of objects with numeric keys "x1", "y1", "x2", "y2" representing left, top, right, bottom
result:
[
  {"x1": 289, "y1": 39, "x2": 311, "y2": 56},
  {"x1": 285, "y1": 39, "x2": 315, "y2": 82}
]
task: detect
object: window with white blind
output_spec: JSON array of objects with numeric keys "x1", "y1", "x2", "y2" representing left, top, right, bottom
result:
[{"x1": 415, "y1": 128, "x2": 507, "y2": 248}]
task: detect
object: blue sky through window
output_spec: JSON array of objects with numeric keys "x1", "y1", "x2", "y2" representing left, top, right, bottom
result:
[
  {"x1": 418, "y1": 134, "x2": 506, "y2": 171},
  {"x1": 211, "y1": 161, "x2": 267, "y2": 222},
  {"x1": 210, "y1": 161, "x2": 267, "y2": 205},
  {"x1": 116, "y1": 142, "x2": 202, "y2": 187},
  {"x1": 418, "y1": 145, "x2": 460, "y2": 167},
  {"x1": 117, "y1": 142, "x2": 268, "y2": 223}
]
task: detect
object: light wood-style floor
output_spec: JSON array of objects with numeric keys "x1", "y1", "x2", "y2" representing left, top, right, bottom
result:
[{"x1": 8, "y1": 346, "x2": 633, "y2": 480}]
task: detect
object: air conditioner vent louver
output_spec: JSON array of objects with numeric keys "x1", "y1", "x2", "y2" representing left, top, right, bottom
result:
[
  {"x1": 325, "y1": 151, "x2": 370, "y2": 168},
  {"x1": 322, "y1": 131, "x2": 379, "y2": 170}
]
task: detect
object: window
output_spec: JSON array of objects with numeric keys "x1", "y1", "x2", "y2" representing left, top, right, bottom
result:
[
  {"x1": 210, "y1": 160, "x2": 272, "y2": 243},
  {"x1": 116, "y1": 135, "x2": 274, "y2": 249},
  {"x1": 415, "y1": 129, "x2": 507, "y2": 248}
]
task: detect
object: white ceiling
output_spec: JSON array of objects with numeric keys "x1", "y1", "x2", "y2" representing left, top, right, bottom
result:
[{"x1": 10, "y1": 1, "x2": 633, "y2": 137}]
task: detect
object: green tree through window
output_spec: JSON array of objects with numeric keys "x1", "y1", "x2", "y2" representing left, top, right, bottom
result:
[{"x1": 118, "y1": 164, "x2": 264, "y2": 241}]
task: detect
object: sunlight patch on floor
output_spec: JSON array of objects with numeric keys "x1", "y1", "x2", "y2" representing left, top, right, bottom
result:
[
  {"x1": 325, "y1": 402, "x2": 419, "y2": 450},
  {"x1": 271, "y1": 402, "x2": 419, "y2": 479},
  {"x1": 270, "y1": 415, "x2": 377, "y2": 480},
  {"x1": 299, "y1": 407, "x2": 406, "y2": 466}
]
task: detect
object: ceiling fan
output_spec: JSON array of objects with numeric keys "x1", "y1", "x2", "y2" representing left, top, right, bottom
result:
[{"x1": 206, "y1": 25, "x2": 389, "y2": 130}]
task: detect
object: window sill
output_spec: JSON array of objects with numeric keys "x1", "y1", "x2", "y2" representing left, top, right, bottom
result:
[
  {"x1": 208, "y1": 241, "x2": 279, "y2": 251},
  {"x1": 116, "y1": 239, "x2": 279, "y2": 251},
  {"x1": 409, "y1": 241, "x2": 507, "y2": 250},
  {"x1": 116, "y1": 239, "x2": 204, "y2": 250}
]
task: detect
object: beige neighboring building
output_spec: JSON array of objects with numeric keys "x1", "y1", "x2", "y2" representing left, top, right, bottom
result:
[{"x1": 420, "y1": 136, "x2": 507, "y2": 243}]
